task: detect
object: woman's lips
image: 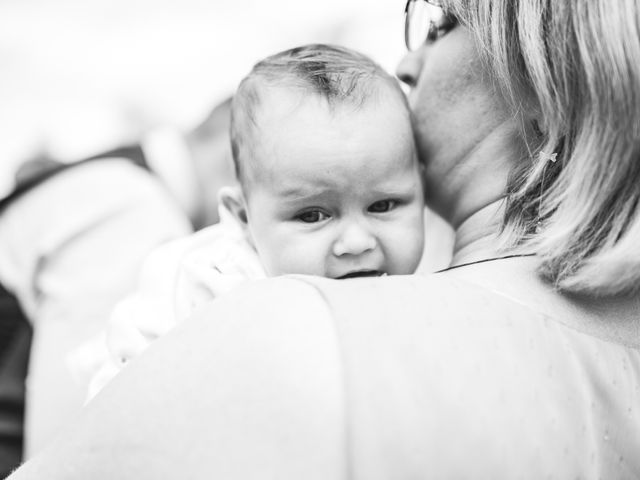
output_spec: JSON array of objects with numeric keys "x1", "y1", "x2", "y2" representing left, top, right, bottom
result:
[{"x1": 336, "y1": 270, "x2": 384, "y2": 280}]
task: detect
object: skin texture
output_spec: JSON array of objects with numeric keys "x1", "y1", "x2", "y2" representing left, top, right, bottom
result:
[{"x1": 230, "y1": 88, "x2": 425, "y2": 278}]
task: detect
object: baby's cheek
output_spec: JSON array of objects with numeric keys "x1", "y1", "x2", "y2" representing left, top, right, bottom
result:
[
  {"x1": 260, "y1": 246, "x2": 295, "y2": 277},
  {"x1": 259, "y1": 236, "x2": 322, "y2": 277},
  {"x1": 281, "y1": 245, "x2": 324, "y2": 276},
  {"x1": 393, "y1": 214, "x2": 426, "y2": 274},
  {"x1": 251, "y1": 239, "x2": 281, "y2": 277}
]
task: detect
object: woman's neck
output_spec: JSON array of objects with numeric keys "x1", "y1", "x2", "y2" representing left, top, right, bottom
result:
[
  {"x1": 450, "y1": 198, "x2": 507, "y2": 266},
  {"x1": 434, "y1": 118, "x2": 527, "y2": 267}
]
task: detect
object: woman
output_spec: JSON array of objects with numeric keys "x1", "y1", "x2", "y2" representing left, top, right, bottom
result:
[{"x1": 9, "y1": 0, "x2": 640, "y2": 478}]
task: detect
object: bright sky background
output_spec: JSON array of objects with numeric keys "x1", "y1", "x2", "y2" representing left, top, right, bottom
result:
[{"x1": 0, "y1": 0, "x2": 406, "y2": 194}]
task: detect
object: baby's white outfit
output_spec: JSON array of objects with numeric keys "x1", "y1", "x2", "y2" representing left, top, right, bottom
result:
[{"x1": 70, "y1": 204, "x2": 266, "y2": 400}]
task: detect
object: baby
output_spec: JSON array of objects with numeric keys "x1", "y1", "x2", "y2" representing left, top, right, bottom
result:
[
  {"x1": 79, "y1": 44, "x2": 425, "y2": 397},
  {"x1": 222, "y1": 43, "x2": 425, "y2": 278}
]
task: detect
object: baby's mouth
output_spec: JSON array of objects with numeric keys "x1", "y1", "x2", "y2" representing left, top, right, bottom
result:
[{"x1": 336, "y1": 270, "x2": 385, "y2": 280}]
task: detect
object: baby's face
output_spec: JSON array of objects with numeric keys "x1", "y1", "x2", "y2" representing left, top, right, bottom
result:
[{"x1": 243, "y1": 89, "x2": 425, "y2": 278}]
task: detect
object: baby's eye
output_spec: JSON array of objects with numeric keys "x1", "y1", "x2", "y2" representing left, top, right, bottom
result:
[
  {"x1": 296, "y1": 209, "x2": 330, "y2": 223},
  {"x1": 368, "y1": 199, "x2": 397, "y2": 213}
]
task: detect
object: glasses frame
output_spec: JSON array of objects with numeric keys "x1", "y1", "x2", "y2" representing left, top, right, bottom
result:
[{"x1": 404, "y1": 0, "x2": 446, "y2": 51}]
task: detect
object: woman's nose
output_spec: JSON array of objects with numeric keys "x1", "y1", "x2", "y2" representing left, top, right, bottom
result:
[
  {"x1": 396, "y1": 49, "x2": 423, "y2": 88},
  {"x1": 332, "y1": 223, "x2": 377, "y2": 257}
]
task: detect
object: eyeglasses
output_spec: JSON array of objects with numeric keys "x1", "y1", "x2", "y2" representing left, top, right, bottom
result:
[{"x1": 404, "y1": 0, "x2": 454, "y2": 51}]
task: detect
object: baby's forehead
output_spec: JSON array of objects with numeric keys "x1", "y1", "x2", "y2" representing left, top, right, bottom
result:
[
  {"x1": 238, "y1": 82, "x2": 415, "y2": 191},
  {"x1": 254, "y1": 81, "x2": 408, "y2": 122}
]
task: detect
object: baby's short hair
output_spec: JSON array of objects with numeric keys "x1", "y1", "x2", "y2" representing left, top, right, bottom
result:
[{"x1": 230, "y1": 43, "x2": 407, "y2": 186}]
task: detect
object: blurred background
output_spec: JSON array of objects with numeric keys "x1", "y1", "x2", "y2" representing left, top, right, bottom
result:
[{"x1": 0, "y1": 0, "x2": 405, "y2": 196}]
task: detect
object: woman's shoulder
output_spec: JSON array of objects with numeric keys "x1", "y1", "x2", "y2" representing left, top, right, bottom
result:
[
  {"x1": 12, "y1": 274, "x2": 640, "y2": 479},
  {"x1": 217, "y1": 272, "x2": 509, "y2": 316},
  {"x1": 251, "y1": 274, "x2": 640, "y2": 478},
  {"x1": 275, "y1": 272, "x2": 540, "y2": 329},
  {"x1": 186, "y1": 273, "x2": 533, "y2": 356},
  {"x1": 198, "y1": 271, "x2": 640, "y2": 382},
  {"x1": 204, "y1": 274, "x2": 640, "y2": 478},
  {"x1": 205, "y1": 270, "x2": 638, "y2": 352}
]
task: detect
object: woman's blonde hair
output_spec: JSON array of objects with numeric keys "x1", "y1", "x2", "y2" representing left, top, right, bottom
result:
[{"x1": 446, "y1": 0, "x2": 640, "y2": 295}]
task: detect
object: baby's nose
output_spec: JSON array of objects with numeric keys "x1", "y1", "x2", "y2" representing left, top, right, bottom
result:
[{"x1": 332, "y1": 223, "x2": 377, "y2": 257}]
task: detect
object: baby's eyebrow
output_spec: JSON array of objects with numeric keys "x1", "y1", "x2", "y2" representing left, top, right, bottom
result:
[
  {"x1": 275, "y1": 185, "x2": 329, "y2": 199},
  {"x1": 276, "y1": 186, "x2": 308, "y2": 197}
]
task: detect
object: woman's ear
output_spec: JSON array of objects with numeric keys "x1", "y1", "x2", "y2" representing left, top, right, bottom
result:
[{"x1": 218, "y1": 186, "x2": 249, "y2": 225}]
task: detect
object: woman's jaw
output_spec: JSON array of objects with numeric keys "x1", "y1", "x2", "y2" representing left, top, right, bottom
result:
[
  {"x1": 421, "y1": 117, "x2": 524, "y2": 220},
  {"x1": 417, "y1": 114, "x2": 532, "y2": 266}
]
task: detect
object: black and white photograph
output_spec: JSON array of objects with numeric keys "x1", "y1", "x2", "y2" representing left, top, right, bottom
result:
[{"x1": 0, "y1": 0, "x2": 638, "y2": 478}]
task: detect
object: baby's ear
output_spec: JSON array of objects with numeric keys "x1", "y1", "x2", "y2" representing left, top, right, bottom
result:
[{"x1": 218, "y1": 186, "x2": 249, "y2": 225}]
